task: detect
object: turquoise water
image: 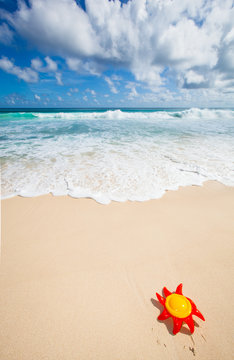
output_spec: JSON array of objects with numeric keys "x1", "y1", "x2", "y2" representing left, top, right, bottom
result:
[{"x1": 1, "y1": 108, "x2": 234, "y2": 203}]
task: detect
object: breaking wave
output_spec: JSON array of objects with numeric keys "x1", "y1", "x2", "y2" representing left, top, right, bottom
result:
[
  {"x1": 1, "y1": 107, "x2": 234, "y2": 121},
  {"x1": 1, "y1": 108, "x2": 234, "y2": 203}
]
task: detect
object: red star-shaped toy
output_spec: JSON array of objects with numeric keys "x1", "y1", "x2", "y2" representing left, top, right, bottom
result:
[{"x1": 156, "y1": 283, "x2": 205, "y2": 335}]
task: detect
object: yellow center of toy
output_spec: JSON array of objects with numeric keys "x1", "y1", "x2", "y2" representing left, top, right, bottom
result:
[{"x1": 165, "y1": 294, "x2": 192, "y2": 318}]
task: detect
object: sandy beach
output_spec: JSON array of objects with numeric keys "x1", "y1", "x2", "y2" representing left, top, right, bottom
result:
[{"x1": 1, "y1": 181, "x2": 234, "y2": 360}]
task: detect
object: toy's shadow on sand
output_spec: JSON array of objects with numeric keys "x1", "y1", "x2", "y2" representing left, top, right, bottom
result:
[{"x1": 151, "y1": 298, "x2": 199, "y2": 336}]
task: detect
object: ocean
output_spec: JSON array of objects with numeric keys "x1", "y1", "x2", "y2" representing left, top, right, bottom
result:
[{"x1": 1, "y1": 108, "x2": 234, "y2": 204}]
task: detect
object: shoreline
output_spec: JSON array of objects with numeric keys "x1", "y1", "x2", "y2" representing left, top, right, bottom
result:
[
  {"x1": 1, "y1": 181, "x2": 234, "y2": 359},
  {"x1": 2, "y1": 179, "x2": 234, "y2": 203}
]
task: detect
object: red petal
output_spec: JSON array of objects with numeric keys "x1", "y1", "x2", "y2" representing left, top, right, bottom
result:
[
  {"x1": 193, "y1": 308, "x2": 205, "y2": 321},
  {"x1": 172, "y1": 317, "x2": 183, "y2": 335},
  {"x1": 163, "y1": 287, "x2": 172, "y2": 297},
  {"x1": 187, "y1": 297, "x2": 196, "y2": 311},
  {"x1": 156, "y1": 293, "x2": 165, "y2": 305},
  {"x1": 158, "y1": 309, "x2": 171, "y2": 321},
  {"x1": 176, "y1": 283, "x2": 183, "y2": 295},
  {"x1": 184, "y1": 315, "x2": 195, "y2": 334}
]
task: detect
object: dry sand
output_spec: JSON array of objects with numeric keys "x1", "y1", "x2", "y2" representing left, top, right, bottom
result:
[{"x1": 1, "y1": 181, "x2": 234, "y2": 360}]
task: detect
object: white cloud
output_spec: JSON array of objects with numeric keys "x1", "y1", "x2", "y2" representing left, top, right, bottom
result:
[
  {"x1": 66, "y1": 88, "x2": 79, "y2": 95},
  {"x1": 86, "y1": 88, "x2": 96, "y2": 96},
  {"x1": 0, "y1": 23, "x2": 14, "y2": 45},
  {"x1": 58, "y1": 95, "x2": 63, "y2": 101},
  {"x1": 140, "y1": 89, "x2": 177, "y2": 105},
  {"x1": 111, "y1": 75, "x2": 122, "y2": 81},
  {"x1": 105, "y1": 76, "x2": 118, "y2": 94},
  {"x1": 83, "y1": 95, "x2": 88, "y2": 101},
  {"x1": 66, "y1": 57, "x2": 103, "y2": 75},
  {"x1": 70, "y1": 87, "x2": 79, "y2": 93},
  {"x1": 45, "y1": 56, "x2": 57, "y2": 71},
  {"x1": 4, "y1": 93, "x2": 26, "y2": 105},
  {"x1": 179, "y1": 70, "x2": 209, "y2": 89},
  {"x1": 185, "y1": 71, "x2": 205, "y2": 85},
  {"x1": 31, "y1": 56, "x2": 61, "y2": 84},
  {"x1": 31, "y1": 58, "x2": 43, "y2": 71},
  {"x1": 125, "y1": 82, "x2": 139, "y2": 99},
  {"x1": 5, "y1": 0, "x2": 100, "y2": 57},
  {"x1": 66, "y1": 58, "x2": 81, "y2": 71},
  {"x1": 3, "y1": 0, "x2": 234, "y2": 91},
  {"x1": 34, "y1": 94, "x2": 40, "y2": 100},
  {"x1": 31, "y1": 56, "x2": 58, "y2": 72},
  {"x1": 0, "y1": 56, "x2": 38, "y2": 82},
  {"x1": 132, "y1": 86, "x2": 234, "y2": 107},
  {"x1": 0, "y1": 55, "x2": 62, "y2": 85},
  {"x1": 55, "y1": 72, "x2": 63, "y2": 85}
]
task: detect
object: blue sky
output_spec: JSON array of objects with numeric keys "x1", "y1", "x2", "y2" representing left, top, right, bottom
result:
[{"x1": 0, "y1": 0, "x2": 233, "y2": 108}]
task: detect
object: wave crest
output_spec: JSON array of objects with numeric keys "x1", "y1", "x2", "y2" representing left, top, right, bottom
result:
[{"x1": 0, "y1": 108, "x2": 234, "y2": 122}]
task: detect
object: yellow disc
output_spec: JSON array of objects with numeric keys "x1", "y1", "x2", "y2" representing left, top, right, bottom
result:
[{"x1": 165, "y1": 294, "x2": 192, "y2": 318}]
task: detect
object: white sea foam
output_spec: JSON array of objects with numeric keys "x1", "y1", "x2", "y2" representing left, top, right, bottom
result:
[
  {"x1": 1, "y1": 108, "x2": 234, "y2": 203},
  {"x1": 29, "y1": 108, "x2": 234, "y2": 121}
]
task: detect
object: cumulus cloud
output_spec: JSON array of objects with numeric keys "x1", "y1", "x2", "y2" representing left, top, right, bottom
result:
[
  {"x1": 0, "y1": 56, "x2": 38, "y2": 82},
  {"x1": 31, "y1": 58, "x2": 43, "y2": 72},
  {"x1": 111, "y1": 75, "x2": 122, "y2": 81},
  {"x1": 86, "y1": 88, "x2": 96, "y2": 96},
  {"x1": 4, "y1": 92, "x2": 27, "y2": 105},
  {"x1": 31, "y1": 56, "x2": 58, "y2": 72},
  {"x1": 125, "y1": 82, "x2": 139, "y2": 99},
  {"x1": 31, "y1": 56, "x2": 62, "y2": 84},
  {"x1": 0, "y1": 23, "x2": 14, "y2": 45},
  {"x1": 215, "y1": 27, "x2": 234, "y2": 77},
  {"x1": 180, "y1": 70, "x2": 210, "y2": 89},
  {"x1": 105, "y1": 76, "x2": 118, "y2": 94},
  {"x1": 0, "y1": 55, "x2": 61, "y2": 84},
  {"x1": 3, "y1": 0, "x2": 234, "y2": 90},
  {"x1": 55, "y1": 72, "x2": 63, "y2": 85},
  {"x1": 66, "y1": 57, "x2": 103, "y2": 75},
  {"x1": 4, "y1": 0, "x2": 100, "y2": 57},
  {"x1": 34, "y1": 94, "x2": 40, "y2": 100},
  {"x1": 44, "y1": 56, "x2": 58, "y2": 72},
  {"x1": 70, "y1": 87, "x2": 79, "y2": 93}
]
